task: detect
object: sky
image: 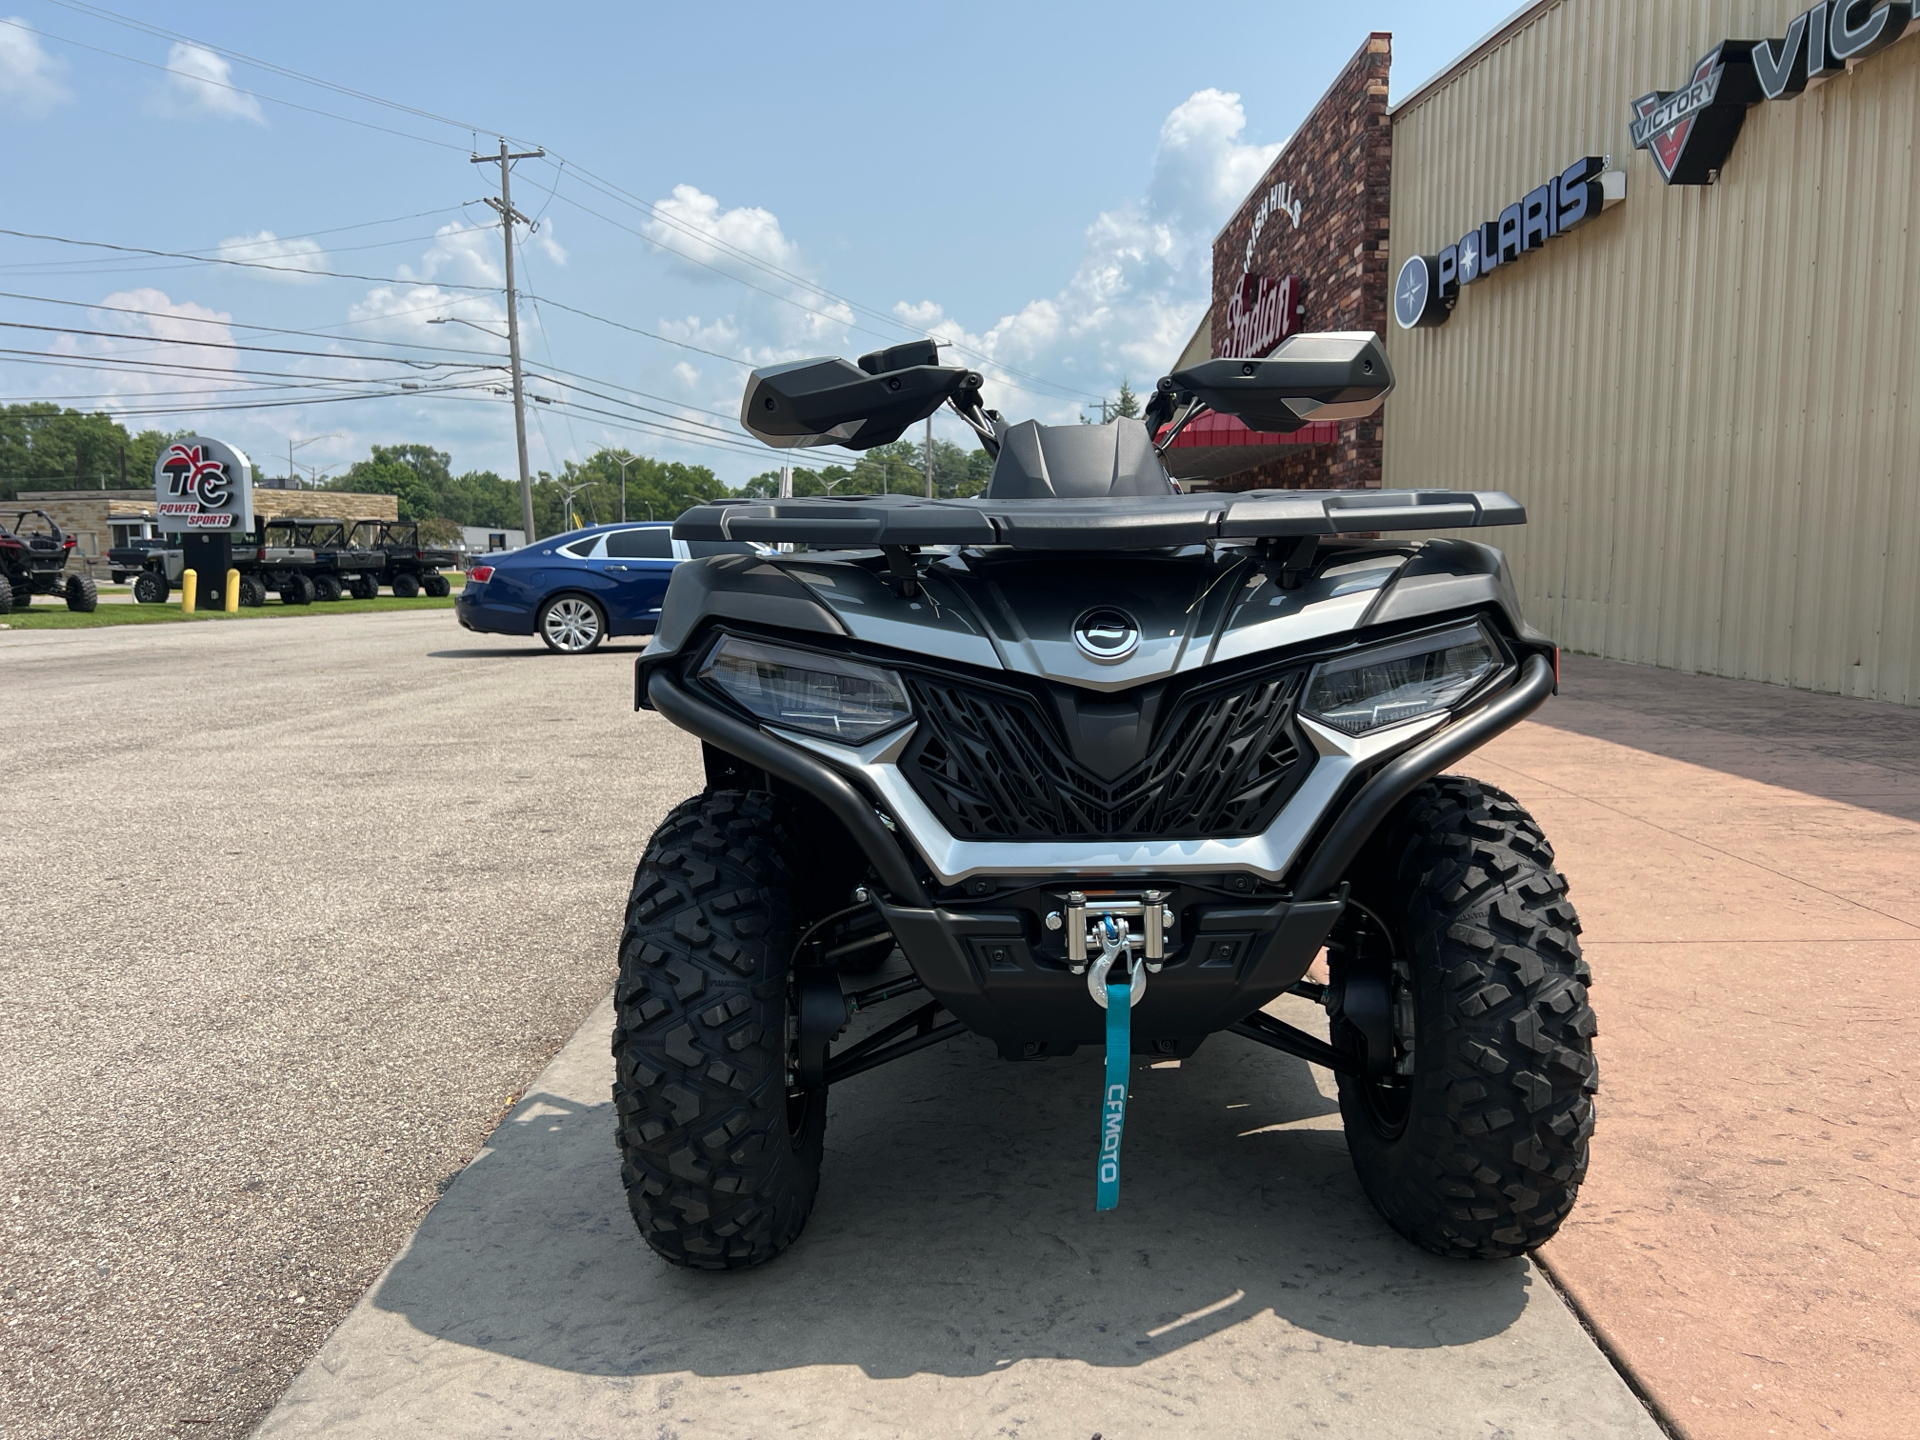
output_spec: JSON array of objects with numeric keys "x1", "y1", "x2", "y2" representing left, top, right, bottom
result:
[{"x1": 0, "y1": 0, "x2": 1525, "y2": 487}]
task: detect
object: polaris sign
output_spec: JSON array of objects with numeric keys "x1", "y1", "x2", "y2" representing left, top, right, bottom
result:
[
  {"x1": 154, "y1": 436, "x2": 254, "y2": 535},
  {"x1": 1394, "y1": 157, "x2": 1626, "y2": 330},
  {"x1": 1630, "y1": 2, "x2": 1915, "y2": 186}
]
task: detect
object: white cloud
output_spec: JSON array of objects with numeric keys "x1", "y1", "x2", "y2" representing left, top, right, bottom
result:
[
  {"x1": 639, "y1": 89, "x2": 1282, "y2": 429},
  {"x1": 398, "y1": 222, "x2": 504, "y2": 289},
  {"x1": 0, "y1": 18, "x2": 71, "y2": 118},
  {"x1": 155, "y1": 42, "x2": 264, "y2": 124},
  {"x1": 41, "y1": 289, "x2": 241, "y2": 407},
  {"x1": 641, "y1": 185, "x2": 802, "y2": 282},
  {"x1": 216, "y1": 230, "x2": 329, "y2": 283}
]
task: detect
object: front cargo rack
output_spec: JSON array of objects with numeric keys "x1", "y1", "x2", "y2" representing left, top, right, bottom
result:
[{"x1": 671, "y1": 489, "x2": 1524, "y2": 551}]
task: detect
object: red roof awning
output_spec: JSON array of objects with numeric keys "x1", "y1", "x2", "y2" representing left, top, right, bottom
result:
[
  {"x1": 1155, "y1": 411, "x2": 1340, "y2": 450},
  {"x1": 1153, "y1": 410, "x2": 1339, "y2": 483}
]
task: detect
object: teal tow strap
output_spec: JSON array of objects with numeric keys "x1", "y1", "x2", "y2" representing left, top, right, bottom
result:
[{"x1": 1096, "y1": 979, "x2": 1131, "y2": 1210}]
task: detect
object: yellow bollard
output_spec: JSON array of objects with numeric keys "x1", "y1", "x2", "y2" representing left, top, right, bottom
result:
[
  {"x1": 225, "y1": 568, "x2": 240, "y2": 613},
  {"x1": 181, "y1": 568, "x2": 197, "y2": 614}
]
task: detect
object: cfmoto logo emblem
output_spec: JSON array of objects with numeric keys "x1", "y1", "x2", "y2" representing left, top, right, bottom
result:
[{"x1": 1073, "y1": 607, "x2": 1140, "y2": 662}]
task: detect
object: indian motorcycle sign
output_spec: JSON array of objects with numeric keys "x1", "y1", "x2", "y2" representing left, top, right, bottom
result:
[
  {"x1": 1223, "y1": 272, "x2": 1302, "y2": 358},
  {"x1": 1632, "y1": 2, "x2": 1914, "y2": 184}
]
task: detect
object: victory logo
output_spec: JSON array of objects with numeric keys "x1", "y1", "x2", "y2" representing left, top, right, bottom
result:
[{"x1": 1629, "y1": 41, "x2": 1760, "y2": 186}]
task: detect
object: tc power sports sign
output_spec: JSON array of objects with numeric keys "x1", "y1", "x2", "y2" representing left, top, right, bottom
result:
[{"x1": 154, "y1": 437, "x2": 254, "y2": 534}]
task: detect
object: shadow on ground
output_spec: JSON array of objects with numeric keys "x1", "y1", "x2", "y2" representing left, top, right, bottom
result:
[
  {"x1": 1533, "y1": 654, "x2": 1920, "y2": 821},
  {"x1": 371, "y1": 996, "x2": 1532, "y2": 1382},
  {"x1": 427, "y1": 644, "x2": 648, "y2": 660}
]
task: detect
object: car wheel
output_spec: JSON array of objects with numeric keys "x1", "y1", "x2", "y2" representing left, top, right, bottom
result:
[
  {"x1": 132, "y1": 571, "x2": 169, "y2": 605},
  {"x1": 0, "y1": 575, "x2": 12, "y2": 614},
  {"x1": 280, "y1": 573, "x2": 315, "y2": 605},
  {"x1": 64, "y1": 575, "x2": 98, "y2": 613},
  {"x1": 391, "y1": 572, "x2": 421, "y2": 598},
  {"x1": 422, "y1": 572, "x2": 450, "y2": 598},
  {"x1": 311, "y1": 574, "x2": 344, "y2": 603},
  {"x1": 239, "y1": 575, "x2": 267, "y2": 608},
  {"x1": 537, "y1": 594, "x2": 605, "y2": 653},
  {"x1": 350, "y1": 575, "x2": 379, "y2": 600}
]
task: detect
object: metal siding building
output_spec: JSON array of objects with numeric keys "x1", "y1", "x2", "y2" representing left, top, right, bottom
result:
[{"x1": 1383, "y1": 0, "x2": 1920, "y2": 706}]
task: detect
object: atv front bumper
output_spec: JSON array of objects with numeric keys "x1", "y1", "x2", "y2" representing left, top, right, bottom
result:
[{"x1": 647, "y1": 654, "x2": 1555, "y2": 1050}]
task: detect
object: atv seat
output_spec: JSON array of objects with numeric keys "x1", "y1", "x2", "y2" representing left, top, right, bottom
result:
[{"x1": 983, "y1": 417, "x2": 1176, "y2": 500}]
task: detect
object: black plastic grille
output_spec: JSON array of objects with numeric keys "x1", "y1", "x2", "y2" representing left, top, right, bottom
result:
[{"x1": 902, "y1": 668, "x2": 1310, "y2": 841}]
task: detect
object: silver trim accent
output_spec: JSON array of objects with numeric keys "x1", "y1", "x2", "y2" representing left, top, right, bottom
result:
[{"x1": 770, "y1": 712, "x2": 1444, "y2": 886}]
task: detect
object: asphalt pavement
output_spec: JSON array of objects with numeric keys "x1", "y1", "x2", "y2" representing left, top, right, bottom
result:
[{"x1": 0, "y1": 615, "x2": 698, "y2": 1439}]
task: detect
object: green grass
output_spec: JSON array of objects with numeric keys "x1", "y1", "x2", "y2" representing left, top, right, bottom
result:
[{"x1": 1, "y1": 594, "x2": 459, "y2": 629}]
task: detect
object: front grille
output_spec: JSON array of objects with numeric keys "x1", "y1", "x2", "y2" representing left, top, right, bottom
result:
[{"x1": 902, "y1": 668, "x2": 1311, "y2": 841}]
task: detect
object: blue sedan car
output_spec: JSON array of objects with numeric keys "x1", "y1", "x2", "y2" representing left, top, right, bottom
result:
[{"x1": 454, "y1": 522, "x2": 757, "y2": 653}]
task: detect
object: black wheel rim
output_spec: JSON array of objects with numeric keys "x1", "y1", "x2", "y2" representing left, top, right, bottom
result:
[{"x1": 1330, "y1": 900, "x2": 1415, "y2": 1139}]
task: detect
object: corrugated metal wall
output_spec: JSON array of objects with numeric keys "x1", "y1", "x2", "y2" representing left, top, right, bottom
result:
[{"x1": 1384, "y1": 0, "x2": 1920, "y2": 706}]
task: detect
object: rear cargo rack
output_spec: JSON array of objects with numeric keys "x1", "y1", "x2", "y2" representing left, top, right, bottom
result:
[{"x1": 672, "y1": 489, "x2": 1524, "y2": 551}]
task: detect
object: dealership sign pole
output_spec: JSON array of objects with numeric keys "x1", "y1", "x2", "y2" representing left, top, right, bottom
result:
[{"x1": 154, "y1": 437, "x2": 254, "y2": 611}]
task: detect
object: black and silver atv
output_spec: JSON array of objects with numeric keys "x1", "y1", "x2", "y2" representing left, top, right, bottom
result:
[{"x1": 614, "y1": 334, "x2": 1596, "y2": 1270}]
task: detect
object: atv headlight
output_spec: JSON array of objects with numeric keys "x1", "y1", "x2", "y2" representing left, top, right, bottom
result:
[
  {"x1": 699, "y1": 635, "x2": 912, "y2": 742},
  {"x1": 1303, "y1": 622, "x2": 1503, "y2": 737}
]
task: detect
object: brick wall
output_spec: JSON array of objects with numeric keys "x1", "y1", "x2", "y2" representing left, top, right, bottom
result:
[{"x1": 1209, "y1": 33, "x2": 1393, "y2": 492}]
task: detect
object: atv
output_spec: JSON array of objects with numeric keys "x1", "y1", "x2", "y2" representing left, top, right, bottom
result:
[
  {"x1": 260, "y1": 518, "x2": 384, "y2": 602},
  {"x1": 1, "y1": 509, "x2": 96, "y2": 613},
  {"x1": 123, "y1": 529, "x2": 317, "y2": 607},
  {"x1": 615, "y1": 333, "x2": 1595, "y2": 1270},
  {"x1": 346, "y1": 520, "x2": 457, "y2": 598}
]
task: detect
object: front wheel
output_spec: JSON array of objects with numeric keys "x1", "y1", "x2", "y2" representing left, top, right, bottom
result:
[
  {"x1": 612, "y1": 791, "x2": 826, "y2": 1269},
  {"x1": 1333, "y1": 776, "x2": 1596, "y2": 1260},
  {"x1": 64, "y1": 575, "x2": 98, "y2": 612},
  {"x1": 350, "y1": 575, "x2": 379, "y2": 600},
  {"x1": 312, "y1": 574, "x2": 344, "y2": 603},
  {"x1": 132, "y1": 571, "x2": 169, "y2": 605},
  {"x1": 537, "y1": 594, "x2": 605, "y2": 653},
  {"x1": 390, "y1": 572, "x2": 421, "y2": 599},
  {"x1": 422, "y1": 572, "x2": 450, "y2": 598}
]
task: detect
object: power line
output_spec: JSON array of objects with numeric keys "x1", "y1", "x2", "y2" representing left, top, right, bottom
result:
[
  {"x1": 0, "y1": 14, "x2": 472, "y2": 152},
  {"x1": 0, "y1": 317, "x2": 506, "y2": 370},
  {"x1": 28, "y1": 2, "x2": 1103, "y2": 403},
  {"x1": 0, "y1": 287, "x2": 742, "y2": 423},
  {"x1": 0, "y1": 228, "x2": 503, "y2": 291}
]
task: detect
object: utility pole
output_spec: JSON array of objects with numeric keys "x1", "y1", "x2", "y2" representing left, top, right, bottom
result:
[
  {"x1": 923, "y1": 416, "x2": 934, "y2": 498},
  {"x1": 472, "y1": 138, "x2": 546, "y2": 542}
]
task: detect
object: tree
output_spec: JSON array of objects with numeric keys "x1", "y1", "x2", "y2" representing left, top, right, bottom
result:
[
  {"x1": 0, "y1": 404, "x2": 181, "y2": 500},
  {"x1": 1113, "y1": 378, "x2": 1140, "y2": 419},
  {"x1": 328, "y1": 444, "x2": 520, "y2": 527},
  {"x1": 739, "y1": 441, "x2": 992, "y2": 500}
]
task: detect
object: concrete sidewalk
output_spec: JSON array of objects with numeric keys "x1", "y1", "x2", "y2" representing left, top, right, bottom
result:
[
  {"x1": 258, "y1": 985, "x2": 1660, "y2": 1440},
  {"x1": 1479, "y1": 658, "x2": 1920, "y2": 1440}
]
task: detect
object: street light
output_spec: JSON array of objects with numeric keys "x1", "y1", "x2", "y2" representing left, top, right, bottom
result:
[
  {"x1": 288, "y1": 434, "x2": 339, "y2": 490},
  {"x1": 615, "y1": 454, "x2": 639, "y2": 524},
  {"x1": 428, "y1": 315, "x2": 508, "y2": 339}
]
